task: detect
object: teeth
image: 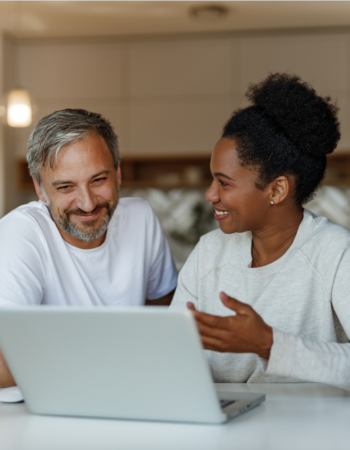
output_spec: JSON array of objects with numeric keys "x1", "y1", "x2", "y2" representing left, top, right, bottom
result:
[{"x1": 215, "y1": 210, "x2": 230, "y2": 215}]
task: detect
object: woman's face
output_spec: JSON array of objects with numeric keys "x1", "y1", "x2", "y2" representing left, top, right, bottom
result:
[{"x1": 205, "y1": 137, "x2": 271, "y2": 234}]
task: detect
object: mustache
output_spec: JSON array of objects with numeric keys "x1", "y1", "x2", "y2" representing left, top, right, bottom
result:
[{"x1": 65, "y1": 202, "x2": 110, "y2": 217}]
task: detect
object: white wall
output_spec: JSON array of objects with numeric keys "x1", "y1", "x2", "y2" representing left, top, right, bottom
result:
[{"x1": 3, "y1": 29, "x2": 350, "y2": 213}]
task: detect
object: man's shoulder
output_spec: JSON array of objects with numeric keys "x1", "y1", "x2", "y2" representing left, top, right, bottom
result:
[
  {"x1": 0, "y1": 201, "x2": 51, "y2": 258},
  {"x1": 0, "y1": 201, "x2": 49, "y2": 231},
  {"x1": 114, "y1": 197, "x2": 155, "y2": 223},
  {"x1": 118, "y1": 197, "x2": 152, "y2": 211}
]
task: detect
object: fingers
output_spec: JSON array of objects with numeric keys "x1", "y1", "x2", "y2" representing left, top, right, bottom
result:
[
  {"x1": 220, "y1": 292, "x2": 252, "y2": 316},
  {"x1": 201, "y1": 335, "x2": 226, "y2": 352},
  {"x1": 186, "y1": 302, "x2": 196, "y2": 311},
  {"x1": 199, "y1": 326, "x2": 241, "y2": 353},
  {"x1": 192, "y1": 309, "x2": 228, "y2": 329},
  {"x1": 187, "y1": 293, "x2": 271, "y2": 356},
  {"x1": 197, "y1": 321, "x2": 229, "y2": 340},
  {"x1": 187, "y1": 293, "x2": 252, "y2": 318},
  {"x1": 186, "y1": 302, "x2": 228, "y2": 331}
]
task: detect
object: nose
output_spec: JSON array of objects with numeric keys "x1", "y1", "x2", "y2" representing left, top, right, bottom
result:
[
  {"x1": 205, "y1": 179, "x2": 220, "y2": 203},
  {"x1": 75, "y1": 187, "x2": 97, "y2": 213}
]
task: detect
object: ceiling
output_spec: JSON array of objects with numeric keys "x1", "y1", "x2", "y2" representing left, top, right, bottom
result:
[{"x1": 1, "y1": 1, "x2": 350, "y2": 40}]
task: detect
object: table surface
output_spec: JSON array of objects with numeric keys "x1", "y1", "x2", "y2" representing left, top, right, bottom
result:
[{"x1": 1, "y1": 383, "x2": 350, "y2": 450}]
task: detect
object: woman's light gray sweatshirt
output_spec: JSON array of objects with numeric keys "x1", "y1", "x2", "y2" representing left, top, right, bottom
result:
[{"x1": 170, "y1": 210, "x2": 350, "y2": 390}]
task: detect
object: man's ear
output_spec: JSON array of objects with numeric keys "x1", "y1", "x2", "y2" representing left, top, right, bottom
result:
[
  {"x1": 117, "y1": 166, "x2": 122, "y2": 188},
  {"x1": 32, "y1": 177, "x2": 48, "y2": 203},
  {"x1": 269, "y1": 176, "x2": 290, "y2": 205}
]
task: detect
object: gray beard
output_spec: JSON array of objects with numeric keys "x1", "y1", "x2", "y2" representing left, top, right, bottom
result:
[{"x1": 49, "y1": 201, "x2": 118, "y2": 242}]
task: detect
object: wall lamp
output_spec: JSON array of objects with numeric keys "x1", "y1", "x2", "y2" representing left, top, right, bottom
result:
[{"x1": 7, "y1": 88, "x2": 32, "y2": 128}]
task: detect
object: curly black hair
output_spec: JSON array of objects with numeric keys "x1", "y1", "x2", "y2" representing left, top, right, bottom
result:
[{"x1": 222, "y1": 73, "x2": 341, "y2": 205}]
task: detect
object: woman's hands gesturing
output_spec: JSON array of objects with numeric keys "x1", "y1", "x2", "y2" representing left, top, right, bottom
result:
[{"x1": 187, "y1": 292, "x2": 273, "y2": 360}]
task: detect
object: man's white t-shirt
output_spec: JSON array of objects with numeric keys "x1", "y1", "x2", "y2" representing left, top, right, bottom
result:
[{"x1": 0, "y1": 198, "x2": 178, "y2": 306}]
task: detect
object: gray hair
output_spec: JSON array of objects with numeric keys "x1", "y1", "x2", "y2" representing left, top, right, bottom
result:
[{"x1": 27, "y1": 109, "x2": 120, "y2": 183}]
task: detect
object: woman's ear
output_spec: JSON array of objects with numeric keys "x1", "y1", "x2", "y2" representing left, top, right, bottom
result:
[{"x1": 269, "y1": 176, "x2": 290, "y2": 205}]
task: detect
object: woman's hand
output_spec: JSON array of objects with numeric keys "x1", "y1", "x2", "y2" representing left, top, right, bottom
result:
[{"x1": 187, "y1": 292, "x2": 273, "y2": 359}]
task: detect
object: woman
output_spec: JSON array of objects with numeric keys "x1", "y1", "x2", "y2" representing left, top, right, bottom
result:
[{"x1": 171, "y1": 73, "x2": 350, "y2": 389}]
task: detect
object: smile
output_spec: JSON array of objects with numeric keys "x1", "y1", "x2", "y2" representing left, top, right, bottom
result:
[
  {"x1": 73, "y1": 209, "x2": 103, "y2": 221},
  {"x1": 214, "y1": 209, "x2": 231, "y2": 221}
]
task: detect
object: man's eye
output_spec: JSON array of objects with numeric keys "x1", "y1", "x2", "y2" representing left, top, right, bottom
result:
[
  {"x1": 219, "y1": 180, "x2": 228, "y2": 187},
  {"x1": 57, "y1": 185, "x2": 71, "y2": 191},
  {"x1": 93, "y1": 177, "x2": 107, "y2": 183}
]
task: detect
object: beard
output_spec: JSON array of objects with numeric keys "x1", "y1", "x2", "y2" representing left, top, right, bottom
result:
[{"x1": 49, "y1": 199, "x2": 118, "y2": 242}]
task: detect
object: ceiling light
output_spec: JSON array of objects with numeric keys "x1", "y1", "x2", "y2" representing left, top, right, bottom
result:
[
  {"x1": 189, "y1": 4, "x2": 229, "y2": 21},
  {"x1": 7, "y1": 89, "x2": 32, "y2": 128}
]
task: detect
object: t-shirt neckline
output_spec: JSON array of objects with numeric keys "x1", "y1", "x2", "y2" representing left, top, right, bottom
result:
[{"x1": 63, "y1": 228, "x2": 112, "y2": 255}]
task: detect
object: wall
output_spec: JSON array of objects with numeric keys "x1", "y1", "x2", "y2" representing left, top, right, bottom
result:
[
  {"x1": 3, "y1": 28, "x2": 350, "y2": 213},
  {"x1": 2, "y1": 35, "x2": 18, "y2": 215},
  {"x1": 0, "y1": 33, "x2": 5, "y2": 218}
]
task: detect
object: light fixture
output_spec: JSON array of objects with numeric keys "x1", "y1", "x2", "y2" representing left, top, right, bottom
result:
[
  {"x1": 7, "y1": 88, "x2": 32, "y2": 127},
  {"x1": 189, "y1": 4, "x2": 229, "y2": 21}
]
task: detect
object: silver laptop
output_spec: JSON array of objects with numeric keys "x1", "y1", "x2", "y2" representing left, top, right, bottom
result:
[{"x1": 0, "y1": 307, "x2": 264, "y2": 424}]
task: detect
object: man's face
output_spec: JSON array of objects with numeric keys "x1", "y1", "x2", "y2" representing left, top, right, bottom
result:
[{"x1": 34, "y1": 133, "x2": 120, "y2": 249}]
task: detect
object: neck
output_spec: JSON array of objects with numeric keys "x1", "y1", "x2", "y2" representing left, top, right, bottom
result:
[
  {"x1": 57, "y1": 226, "x2": 107, "y2": 249},
  {"x1": 252, "y1": 206, "x2": 304, "y2": 267}
]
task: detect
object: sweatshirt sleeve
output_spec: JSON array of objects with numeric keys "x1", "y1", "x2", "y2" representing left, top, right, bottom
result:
[
  {"x1": 328, "y1": 246, "x2": 350, "y2": 338},
  {"x1": 266, "y1": 328, "x2": 350, "y2": 390},
  {"x1": 265, "y1": 238, "x2": 350, "y2": 390}
]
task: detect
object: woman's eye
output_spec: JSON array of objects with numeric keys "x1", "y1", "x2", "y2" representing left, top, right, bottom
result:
[{"x1": 219, "y1": 179, "x2": 228, "y2": 187}]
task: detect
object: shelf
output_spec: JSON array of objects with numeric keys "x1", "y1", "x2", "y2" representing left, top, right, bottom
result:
[
  {"x1": 16, "y1": 151, "x2": 350, "y2": 191},
  {"x1": 17, "y1": 154, "x2": 213, "y2": 191},
  {"x1": 120, "y1": 155, "x2": 211, "y2": 189},
  {"x1": 17, "y1": 159, "x2": 35, "y2": 190},
  {"x1": 122, "y1": 180, "x2": 211, "y2": 189}
]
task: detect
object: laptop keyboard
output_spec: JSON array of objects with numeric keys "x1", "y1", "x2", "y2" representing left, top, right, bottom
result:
[{"x1": 220, "y1": 400, "x2": 235, "y2": 409}]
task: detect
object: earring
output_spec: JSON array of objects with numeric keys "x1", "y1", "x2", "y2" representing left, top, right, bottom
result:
[{"x1": 271, "y1": 201, "x2": 274, "y2": 205}]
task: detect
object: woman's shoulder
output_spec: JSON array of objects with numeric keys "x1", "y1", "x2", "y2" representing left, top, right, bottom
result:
[
  {"x1": 303, "y1": 210, "x2": 350, "y2": 246},
  {"x1": 295, "y1": 211, "x2": 350, "y2": 292},
  {"x1": 298, "y1": 210, "x2": 350, "y2": 265},
  {"x1": 195, "y1": 229, "x2": 250, "y2": 275}
]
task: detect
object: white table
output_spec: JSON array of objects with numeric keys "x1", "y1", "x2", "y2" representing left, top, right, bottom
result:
[{"x1": 1, "y1": 383, "x2": 350, "y2": 450}]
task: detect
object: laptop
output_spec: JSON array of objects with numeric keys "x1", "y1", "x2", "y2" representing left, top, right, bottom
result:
[{"x1": 0, "y1": 307, "x2": 265, "y2": 424}]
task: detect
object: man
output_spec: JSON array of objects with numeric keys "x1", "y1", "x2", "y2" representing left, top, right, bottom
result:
[{"x1": 0, "y1": 109, "x2": 178, "y2": 386}]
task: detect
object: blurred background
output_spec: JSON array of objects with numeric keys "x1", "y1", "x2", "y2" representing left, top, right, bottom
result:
[{"x1": 1, "y1": 1, "x2": 350, "y2": 268}]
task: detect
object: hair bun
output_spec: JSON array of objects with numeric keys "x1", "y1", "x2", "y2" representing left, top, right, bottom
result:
[{"x1": 246, "y1": 73, "x2": 340, "y2": 157}]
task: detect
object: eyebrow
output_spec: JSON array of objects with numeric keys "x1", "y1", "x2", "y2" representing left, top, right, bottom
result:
[
  {"x1": 52, "y1": 170, "x2": 110, "y2": 187},
  {"x1": 213, "y1": 172, "x2": 236, "y2": 182}
]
